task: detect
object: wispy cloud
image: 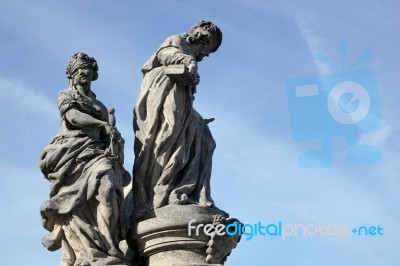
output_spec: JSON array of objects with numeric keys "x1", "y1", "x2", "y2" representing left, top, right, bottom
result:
[
  {"x1": 358, "y1": 120, "x2": 392, "y2": 147},
  {"x1": 0, "y1": 76, "x2": 58, "y2": 165},
  {"x1": 294, "y1": 13, "x2": 330, "y2": 74},
  {"x1": 0, "y1": 77, "x2": 58, "y2": 119}
]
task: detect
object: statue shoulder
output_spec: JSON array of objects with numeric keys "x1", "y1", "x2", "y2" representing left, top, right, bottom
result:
[
  {"x1": 160, "y1": 34, "x2": 189, "y2": 51},
  {"x1": 57, "y1": 88, "x2": 74, "y2": 103},
  {"x1": 142, "y1": 35, "x2": 190, "y2": 74}
]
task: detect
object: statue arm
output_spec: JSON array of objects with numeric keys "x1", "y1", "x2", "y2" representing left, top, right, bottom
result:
[
  {"x1": 58, "y1": 90, "x2": 113, "y2": 134},
  {"x1": 64, "y1": 108, "x2": 108, "y2": 130},
  {"x1": 157, "y1": 46, "x2": 199, "y2": 85},
  {"x1": 157, "y1": 46, "x2": 196, "y2": 67}
]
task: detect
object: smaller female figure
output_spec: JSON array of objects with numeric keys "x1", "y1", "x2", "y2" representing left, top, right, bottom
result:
[{"x1": 40, "y1": 52, "x2": 130, "y2": 266}]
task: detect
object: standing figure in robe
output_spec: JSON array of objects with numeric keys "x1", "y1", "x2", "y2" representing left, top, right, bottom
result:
[{"x1": 133, "y1": 21, "x2": 223, "y2": 219}]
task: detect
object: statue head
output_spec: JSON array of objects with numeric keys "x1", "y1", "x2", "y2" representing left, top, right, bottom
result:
[
  {"x1": 66, "y1": 52, "x2": 99, "y2": 81},
  {"x1": 187, "y1": 21, "x2": 222, "y2": 61}
]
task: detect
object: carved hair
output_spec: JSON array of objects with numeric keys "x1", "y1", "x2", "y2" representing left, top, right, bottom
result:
[
  {"x1": 66, "y1": 52, "x2": 99, "y2": 81},
  {"x1": 188, "y1": 21, "x2": 222, "y2": 53}
]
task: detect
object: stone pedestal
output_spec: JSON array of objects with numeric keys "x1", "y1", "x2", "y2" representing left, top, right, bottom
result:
[{"x1": 127, "y1": 205, "x2": 240, "y2": 266}]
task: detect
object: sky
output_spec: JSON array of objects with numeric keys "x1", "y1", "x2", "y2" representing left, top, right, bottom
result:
[{"x1": 0, "y1": 0, "x2": 399, "y2": 265}]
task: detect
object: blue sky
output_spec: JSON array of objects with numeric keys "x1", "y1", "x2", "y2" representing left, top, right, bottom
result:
[{"x1": 0, "y1": 0, "x2": 399, "y2": 265}]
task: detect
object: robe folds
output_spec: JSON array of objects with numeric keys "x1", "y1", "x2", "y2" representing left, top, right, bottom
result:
[
  {"x1": 40, "y1": 88, "x2": 126, "y2": 266},
  {"x1": 133, "y1": 34, "x2": 216, "y2": 218}
]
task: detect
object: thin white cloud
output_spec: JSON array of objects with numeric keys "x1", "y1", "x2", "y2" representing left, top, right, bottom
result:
[
  {"x1": 358, "y1": 120, "x2": 392, "y2": 146},
  {"x1": 294, "y1": 13, "x2": 331, "y2": 74},
  {"x1": 0, "y1": 77, "x2": 57, "y2": 119}
]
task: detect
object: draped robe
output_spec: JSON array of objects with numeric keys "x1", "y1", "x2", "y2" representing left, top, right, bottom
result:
[
  {"x1": 133, "y1": 34, "x2": 216, "y2": 218},
  {"x1": 40, "y1": 88, "x2": 126, "y2": 266}
]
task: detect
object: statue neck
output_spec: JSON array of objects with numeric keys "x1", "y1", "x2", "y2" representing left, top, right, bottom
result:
[{"x1": 73, "y1": 83, "x2": 91, "y2": 97}]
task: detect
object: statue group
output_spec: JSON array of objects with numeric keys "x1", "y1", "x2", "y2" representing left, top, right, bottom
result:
[{"x1": 40, "y1": 21, "x2": 240, "y2": 266}]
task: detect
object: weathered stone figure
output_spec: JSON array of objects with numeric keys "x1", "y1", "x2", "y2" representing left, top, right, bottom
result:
[
  {"x1": 40, "y1": 52, "x2": 130, "y2": 265},
  {"x1": 133, "y1": 21, "x2": 222, "y2": 218},
  {"x1": 129, "y1": 22, "x2": 240, "y2": 266}
]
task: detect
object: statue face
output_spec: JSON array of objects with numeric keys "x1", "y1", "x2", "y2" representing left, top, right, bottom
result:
[
  {"x1": 196, "y1": 42, "x2": 212, "y2": 61},
  {"x1": 192, "y1": 29, "x2": 213, "y2": 61},
  {"x1": 73, "y1": 68, "x2": 94, "y2": 86}
]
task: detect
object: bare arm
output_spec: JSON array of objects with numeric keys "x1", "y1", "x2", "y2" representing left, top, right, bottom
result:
[{"x1": 65, "y1": 108, "x2": 108, "y2": 129}]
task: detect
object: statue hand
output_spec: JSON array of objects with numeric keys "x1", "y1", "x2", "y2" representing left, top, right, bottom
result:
[
  {"x1": 204, "y1": 118, "x2": 215, "y2": 124},
  {"x1": 188, "y1": 63, "x2": 200, "y2": 85},
  {"x1": 104, "y1": 124, "x2": 117, "y2": 138}
]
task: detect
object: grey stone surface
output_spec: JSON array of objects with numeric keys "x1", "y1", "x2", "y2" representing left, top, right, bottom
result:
[
  {"x1": 40, "y1": 52, "x2": 131, "y2": 265},
  {"x1": 132, "y1": 20, "x2": 223, "y2": 220},
  {"x1": 127, "y1": 206, "x2": 240, "y2": 266},
  {"x1": 128, "y1": 21, "x2": 240, "y2": 265}
]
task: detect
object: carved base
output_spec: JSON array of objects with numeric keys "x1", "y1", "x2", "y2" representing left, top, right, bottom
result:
[{"x1": 126, "y1": 205, "x2": 240, "y2": 266}]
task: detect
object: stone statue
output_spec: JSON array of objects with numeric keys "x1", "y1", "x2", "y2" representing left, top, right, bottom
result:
[
  {"x1": 128, "y1": 22, "x2": 241, "y2": 266},
  {"x1": 132, "y1": 21, "x2": 223, "y2": 219},
  {"x1": 40, "y1": 52, "x2": 130, "y2": 265}
]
